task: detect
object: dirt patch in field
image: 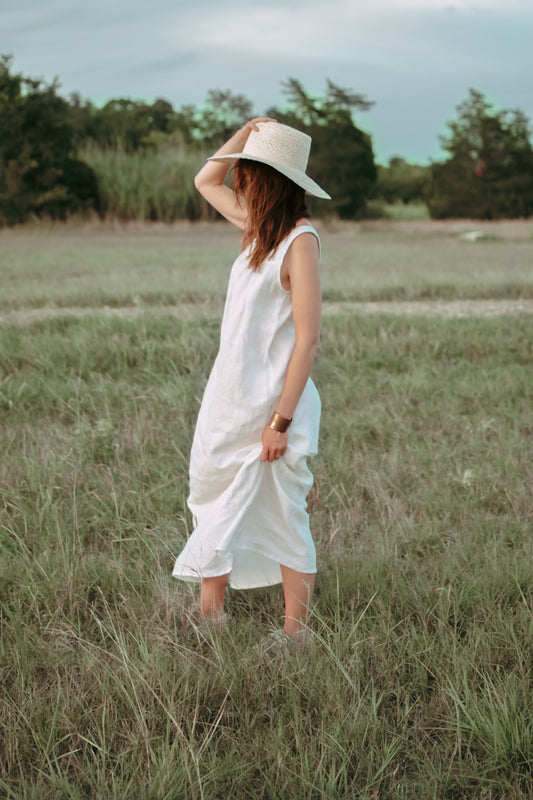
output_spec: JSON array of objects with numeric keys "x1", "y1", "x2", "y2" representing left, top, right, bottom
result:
[
  {"x1": 322, "y1": 298, "x2": 533, "y2": 318},
  {"x1": 1, "y1": 298, "x2": 533, "y2": 327}
]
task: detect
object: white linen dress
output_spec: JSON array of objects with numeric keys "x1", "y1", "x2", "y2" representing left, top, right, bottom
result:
[{"x1": 172, "y1": 223, "x2": 321, "y2": 590}]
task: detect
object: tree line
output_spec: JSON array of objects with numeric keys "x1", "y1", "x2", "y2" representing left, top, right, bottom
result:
[{"x1": 1, "y1": 54, "x2": 533, "y2": 225}]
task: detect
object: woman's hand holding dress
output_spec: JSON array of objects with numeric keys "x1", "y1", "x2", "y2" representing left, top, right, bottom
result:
[{"x1": 260, "y1": 428, "x2": 288, "y2": 462}]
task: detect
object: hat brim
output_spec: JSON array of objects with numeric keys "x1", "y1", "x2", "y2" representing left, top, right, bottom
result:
[{"x1": 208, "y1": 153, "x2": 331, "y2": 200}]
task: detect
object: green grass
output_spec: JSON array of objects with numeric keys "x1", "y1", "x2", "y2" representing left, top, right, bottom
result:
[
  {"x1": 1, "y1": 219, "x2": 533, "y2": 311},
  {"x1": 78, "y1": 137, "x2": 208, "y2": 222},
  {"x1": 382, "y1": 201, "x2": 431, "y2": 221},
  {"x1": 364, "y1": 201, "x2": 431, "y2": 221},
  {"x1": 1, "y1": 309, "x2": 532, "y2": 798}
]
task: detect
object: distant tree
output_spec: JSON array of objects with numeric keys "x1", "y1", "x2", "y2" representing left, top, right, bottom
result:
[
  {"x1": 79, "y1": 90, "x2": 253, "y2": 152},
  {"x1": 68, "y1": 91, "x2": 98, "y2": 147},
  {"x1": 280, "y1": 77, "x2": 374, "y2": 126},
  {"x1": 268, "y1": 78, "x2": 377, "y2": 218},
  {"x1": 189, "y1": 90, "x2": 254, "y2": 147},
  {"x1": 427, "y1": 89, "x2": 533, "y2": 219},
  {"x1": 89, "y1": 98, "x2": 178, "y2": 150},
  {"x1": 149, "y1": 98, "x2": 175, "y2": 133},
  {"x1": 375, "y1": 157, "x2": 430, "y2": 205},
  {"x1": 0, "y1": 55, "x2": 99, "y2": 224}
]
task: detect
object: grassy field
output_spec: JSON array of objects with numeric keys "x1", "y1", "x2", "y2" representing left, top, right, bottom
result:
[
  {"x1": 1, "y1": 218, "x2": 533, "y2": 311},
  {"x1": 1, "y1": 221, "x2": 532, "y2": 798}
]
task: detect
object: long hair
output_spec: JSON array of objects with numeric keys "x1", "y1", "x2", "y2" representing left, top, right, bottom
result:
[{"x1": 233, "y1": 159, "x2": 309, "y2": 271}]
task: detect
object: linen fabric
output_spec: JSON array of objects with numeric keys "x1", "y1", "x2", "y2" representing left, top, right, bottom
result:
[{"x1": 172, "y1": 224, "x2": 321, "y2": 590}]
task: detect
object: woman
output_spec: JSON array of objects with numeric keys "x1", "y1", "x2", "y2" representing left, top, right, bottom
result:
[{"x1": 173, "y1": 118, "x2": 330, "y2": 644}]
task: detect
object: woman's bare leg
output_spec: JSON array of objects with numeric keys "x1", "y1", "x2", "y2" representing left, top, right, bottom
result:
[
  {"x1": 280, "y1": 564, "x2": 315, "y2": 638},
  {"x1": 200, "y1": 574, "x2": 229, "y2": 619}
]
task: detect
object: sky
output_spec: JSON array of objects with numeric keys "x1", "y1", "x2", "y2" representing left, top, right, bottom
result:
[{"x1": 2, "y1": 0, "x2": 533, "y2": 164}]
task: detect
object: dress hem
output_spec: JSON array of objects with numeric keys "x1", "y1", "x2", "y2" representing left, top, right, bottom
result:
[
  {"x1": 172, "y1": 569, "x2": 318, "y2": 591},
  {"x1": 173, "y1": 543, "x2": 317, "y2": 590}
]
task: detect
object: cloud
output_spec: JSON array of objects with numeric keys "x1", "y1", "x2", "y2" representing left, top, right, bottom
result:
[
  {"x1": 367, "y1": 0, "x2": 531, "y2": 8},
  {"x1": 164, "y1": 0, "x2": 533, "y2": 66}
]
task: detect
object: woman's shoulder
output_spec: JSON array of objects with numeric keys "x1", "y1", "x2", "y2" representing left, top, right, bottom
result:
[
  {"x1": 289, "y1": 218, "x2": 318, "y2": 240},
  {"x1": 283, "y1": 219, "x2": 321, "y2": 261},
  {"x1": 292, "y1": 218, "x2": 320, "y2": 243},
  {"x1": 294, "y1": 217, "x2": 315, "y2": 229}
]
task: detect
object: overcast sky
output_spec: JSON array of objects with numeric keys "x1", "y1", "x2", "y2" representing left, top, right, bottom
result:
[{"x1": 2, "y1": 0, "x2": 532, "y2": 163}]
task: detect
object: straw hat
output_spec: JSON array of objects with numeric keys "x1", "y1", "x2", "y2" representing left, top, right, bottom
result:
[{"x1": 208, "y1": 122, "x2": 331, "y2": 200}]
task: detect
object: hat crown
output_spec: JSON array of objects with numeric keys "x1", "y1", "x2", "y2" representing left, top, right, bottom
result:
[
  {"x1": 242, "y1": 122, "x2": 311, "y2": 174},
  {"x1": 206, "y1": 121, "x2": 331, "y2": 199}
]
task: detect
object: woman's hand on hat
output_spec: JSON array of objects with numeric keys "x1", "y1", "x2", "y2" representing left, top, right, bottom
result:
[
  {"x1": 231, "y1": 118, "x2": 276, "y2": 152},
  {"x1": 260, "y1": 425, "x2": 287, "y2": 462},
  {"x1": 242, "y1": 117, "x2": 277, "y2": 133}
]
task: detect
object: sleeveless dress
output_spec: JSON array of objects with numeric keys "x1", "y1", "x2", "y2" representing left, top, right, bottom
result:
[{"x1": 172, "y1": 224, "x2": 321, "y2": 590}]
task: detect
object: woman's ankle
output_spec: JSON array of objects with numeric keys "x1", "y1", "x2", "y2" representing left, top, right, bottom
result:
[
  {"x1": 200, "y1": 574, "x2": 229, "y2": 619},
  {"x1": 199, "y1": 600, "x2": 225, "y2": 620},
  {"x1": 283, "y1": 620, "x2": 309, "y2": 639}
]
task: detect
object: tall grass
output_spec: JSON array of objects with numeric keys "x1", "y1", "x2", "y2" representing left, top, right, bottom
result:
[
  {"x1": 1, "y1": 311, "x2": 532, "y2": 798},
  {"x1": 79, "y1": 135, "x2": 208, "y2": 222}
]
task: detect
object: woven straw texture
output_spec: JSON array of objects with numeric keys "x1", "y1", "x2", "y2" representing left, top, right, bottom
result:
[{"x1": 208, "y1": 122, "x2": 331, "y2": 199}]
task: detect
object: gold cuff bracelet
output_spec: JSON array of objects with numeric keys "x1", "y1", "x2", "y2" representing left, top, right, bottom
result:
[{"x1": 269, "y1": 412, "x2": 292, "y2": 433}]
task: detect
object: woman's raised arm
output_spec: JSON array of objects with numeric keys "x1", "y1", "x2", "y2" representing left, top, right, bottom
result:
[{"x1": 194, "y1": 117, "x2": 276, "y2": 229}]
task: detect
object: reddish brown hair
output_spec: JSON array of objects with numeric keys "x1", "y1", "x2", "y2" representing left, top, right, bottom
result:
[{"x1": 233, "y1": 159, "x2": 309, "y2": 271}]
